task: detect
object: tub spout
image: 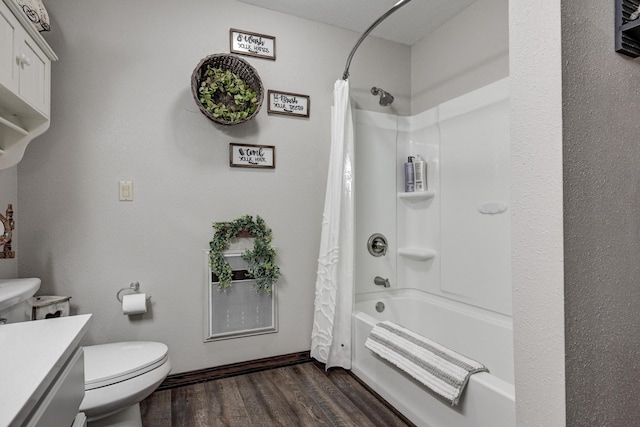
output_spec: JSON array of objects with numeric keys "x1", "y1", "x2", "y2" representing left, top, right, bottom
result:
[{"x1": 374, "y1": 276, "x2": 391, "y2": 288}]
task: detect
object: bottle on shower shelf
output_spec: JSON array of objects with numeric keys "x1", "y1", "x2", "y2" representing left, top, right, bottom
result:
[
  {"x1": 414, "y1": 154, "x2": 427, "y2": 192},
  {"x1": 404, "y1": 156, "x2": 415, "y2": 192}
]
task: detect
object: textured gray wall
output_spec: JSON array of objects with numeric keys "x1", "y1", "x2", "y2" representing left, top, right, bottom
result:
[{"x1": 563, "y1": 2, "x2": 640, "y2": 425}]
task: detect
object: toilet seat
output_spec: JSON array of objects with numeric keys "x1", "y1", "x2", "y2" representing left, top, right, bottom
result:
[
  {"x1": 79, "y1": 341, "x2": 171, "y2": 423},
  {"x1": 84, "y1": 342, "x2": 169, "y2": 390}
]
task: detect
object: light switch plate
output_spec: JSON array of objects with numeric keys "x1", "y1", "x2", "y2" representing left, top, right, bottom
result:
[{"x1": 119, "y1": 181, "x2": 133, "y2": 201}]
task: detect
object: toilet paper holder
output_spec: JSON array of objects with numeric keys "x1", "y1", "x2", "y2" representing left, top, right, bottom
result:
[{"x1": 116, "y1": 281, "x2": 152, "y2": 303}]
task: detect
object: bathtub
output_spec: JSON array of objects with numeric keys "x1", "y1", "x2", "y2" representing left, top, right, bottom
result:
[{"x1": 352, "y1": 289, "x2": 515, "y2": 427}]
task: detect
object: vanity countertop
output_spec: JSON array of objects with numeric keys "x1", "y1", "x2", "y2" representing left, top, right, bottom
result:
[{"x1": 0, "y1": 314, "x2": 92, "y2": 426}]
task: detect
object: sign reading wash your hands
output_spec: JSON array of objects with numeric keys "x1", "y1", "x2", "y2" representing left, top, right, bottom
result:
[
  {"x1": 230, "y1": 143, "x2": 275, "y2": 169},
  {"x1": 230, "y1": 29, "x2": 276, "y2": 60}
]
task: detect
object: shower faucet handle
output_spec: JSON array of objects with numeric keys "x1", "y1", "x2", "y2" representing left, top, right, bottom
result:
[
  {"x1": 367, "y1": 233, "x2": 388, "y2": 257},
  {"x1": 372, "y1": 239, "x2": 386, "y2": 251}
]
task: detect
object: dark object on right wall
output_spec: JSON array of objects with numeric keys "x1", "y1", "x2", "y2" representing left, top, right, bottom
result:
[{"x1": 616, "y1": 0, "x2": 640, "y2": 57}]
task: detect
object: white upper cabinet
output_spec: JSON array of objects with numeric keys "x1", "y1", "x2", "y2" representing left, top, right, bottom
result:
[
  {"x1": 18, "y1": 34, "x2": 50, "y2": 115},
  {"x1": 0, "y1": 0, "x2": 56, "y2": 170},
  {"x1": 0, "y1": 7, "x2": 18, "y2": 94}
]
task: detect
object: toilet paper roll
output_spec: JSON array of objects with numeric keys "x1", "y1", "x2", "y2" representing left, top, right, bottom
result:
[{"x1": 122, "y1": 293, "x2": 147, "y2": 315}]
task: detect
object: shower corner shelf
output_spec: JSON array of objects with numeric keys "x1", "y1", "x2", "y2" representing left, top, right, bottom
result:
[
  {"x1": 397, "y1": 190, "x2": 435, "y2": 201},
  {"x1": 397, "y1": 247, "x2": 436, "y2": 261}
]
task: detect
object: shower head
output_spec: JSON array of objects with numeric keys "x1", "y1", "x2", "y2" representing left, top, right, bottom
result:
[{"x1": 371, "y1": 87, "x2": 394, "y2": 106}]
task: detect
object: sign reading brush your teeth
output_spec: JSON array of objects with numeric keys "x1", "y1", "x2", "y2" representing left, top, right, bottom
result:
[{"x1": 267, "y1": 90, "x2": 310, "y2": 118}]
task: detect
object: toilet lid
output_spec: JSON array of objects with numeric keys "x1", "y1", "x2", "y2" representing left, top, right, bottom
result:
[{"x1": 83, "y1": 342, "x2": 169, "y2": 390}]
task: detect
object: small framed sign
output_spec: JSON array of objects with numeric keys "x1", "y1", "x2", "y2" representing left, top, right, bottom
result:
[
  {"x1": 267, "y1": 90, "x2": 310, "y2": 118},
  {"x1": 230, "y1": 143, "x2": 275, "y2": 169},
  {"x1": 230, "y1": 29, "x2": 276, "y2": 60}
]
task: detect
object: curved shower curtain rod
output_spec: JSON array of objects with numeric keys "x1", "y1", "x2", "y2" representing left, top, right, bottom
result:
[{"x1": 342, "y1": 0, "x2": 414, "y2": 80}]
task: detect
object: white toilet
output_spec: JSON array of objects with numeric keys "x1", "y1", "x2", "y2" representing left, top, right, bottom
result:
[
  {"x1": 0, "y1": 278, "x2": 171, "y2": 427},
  {"x1": 80, "y1": 341, "x2": 172, "y2": 426}
]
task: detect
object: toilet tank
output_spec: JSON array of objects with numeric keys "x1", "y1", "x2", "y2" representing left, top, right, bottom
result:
[{"x1": 0, "y1": 278, "x2": 41, "y2": 324}]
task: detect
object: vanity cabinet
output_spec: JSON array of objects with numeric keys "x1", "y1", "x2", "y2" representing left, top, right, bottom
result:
[
  {"x1": 28, "y1": 346, "x2": 85, "y2": 427},
  {"x1": 0, "y1": 0, "x2": 56, "y2": 170},
  {"x1": 0, "y1": 314, "x2": 92, "y2": 427}
]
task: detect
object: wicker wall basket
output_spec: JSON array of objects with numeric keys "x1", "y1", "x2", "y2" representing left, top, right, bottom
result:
[{"x1": 191, "y1": 54, "x2": 264, "y2": 126}]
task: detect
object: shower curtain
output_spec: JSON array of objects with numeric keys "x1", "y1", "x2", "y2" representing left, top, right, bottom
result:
[{"x1": 310, "y1": 79, "x2": 355, "y2": 369}]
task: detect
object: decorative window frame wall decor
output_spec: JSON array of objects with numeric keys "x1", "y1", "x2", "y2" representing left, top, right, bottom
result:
[
  {"x1": 229, "y1": 143, "x2": 275, "y2": 169},
  {"x1": 230, "y1": 28, "x2": 276, "y2": 60},
  {"x1": 204, "y1": 251, "x2": 278, "y2": 341},
  {"x1": 267, "y1": 90, "x2": 310, "y2": 118}
]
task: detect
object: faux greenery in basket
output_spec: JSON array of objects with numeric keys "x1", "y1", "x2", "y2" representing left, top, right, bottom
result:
[
  {"x1": 209, "y1": 215, "x2": 280, "y2": 294},
  {"x1": 198, "y1": 67, "x2": 259, "y2": 122},
  {"x1": 191, "y1": 54, "x2": 264, "y2": 126}
]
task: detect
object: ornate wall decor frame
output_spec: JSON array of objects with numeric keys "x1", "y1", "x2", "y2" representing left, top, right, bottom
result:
[{"x1": 0, "y1": 204, "x2": 15, "y2": 259}]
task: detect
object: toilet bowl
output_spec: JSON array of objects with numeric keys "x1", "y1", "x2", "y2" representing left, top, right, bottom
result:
[
  {"x1": 0, "y1": 278, "x2": 171, "y2": 426},
  {"x1": 79, "y1": 341, "x2": 171, "y2": 427}
]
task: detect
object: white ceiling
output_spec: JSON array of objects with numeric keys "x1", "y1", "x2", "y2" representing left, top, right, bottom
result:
[{"x1": 236, "y1": 0, "x2": 476, "y2": 46}]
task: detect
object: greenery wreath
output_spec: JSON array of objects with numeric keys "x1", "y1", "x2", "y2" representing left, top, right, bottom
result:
[
  {"x1": 198, "y1": 67, "x2": 259, "y2": 123},
  {"x1": 209, "y1": 215, "x2": 280, "y2": 294}
]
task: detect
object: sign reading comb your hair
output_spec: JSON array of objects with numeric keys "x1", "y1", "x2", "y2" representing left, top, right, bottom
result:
[{"x1": 229, "y1": 143, "x2": 275, "y2": 169}]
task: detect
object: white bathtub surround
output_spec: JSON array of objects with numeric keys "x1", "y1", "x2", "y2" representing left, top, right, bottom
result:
[
  {"x1": 365, "y1": 320, "x2": 487, "y2": 406},
  {"x1": 311, "y1": 79, "x2": 355, "y2": 369},
  {"x1": 352, "y1": 78, "x2": 513, "y2": 425},
  {"x1": 354, "y1": 78, "x2": 511, "y2": 316}
]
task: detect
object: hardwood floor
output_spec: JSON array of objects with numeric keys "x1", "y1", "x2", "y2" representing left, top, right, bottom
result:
[{"x1": 140, "y1": 361, "x2": 414, "y2": 426}]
